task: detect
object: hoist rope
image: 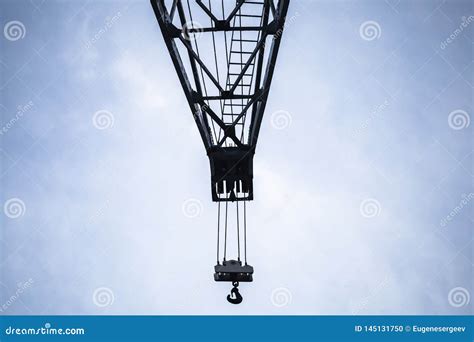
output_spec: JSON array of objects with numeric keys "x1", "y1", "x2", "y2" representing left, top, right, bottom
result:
[
  {"x1": 223, "y1": 194, "x2": 228, "y2": 261},
  {"x1": 236, "y1": 200, "x2": 241, "y2": 261},
  {"x1": 216, "y1": 198, "x2": 248, "y2": 265},
  {"x1": 216, "y1": 201, "x2": 221, "y2": 264},
  {"x1": 183, "y1": 1, "x2": 263, "y2": 266},
  {"x1": 244, "y1": 200, "x2": 247, "y2": 265}
]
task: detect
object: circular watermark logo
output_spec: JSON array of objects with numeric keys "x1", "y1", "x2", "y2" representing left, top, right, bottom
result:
[
  {"x1": 3, "y1": 198, "x2": 26, "y2": 219},
  {"x1": 182, "y1": 198, "x2": 203, "y2": 218},
  {"x1": 448, "y1": 110, "x2": 470, "y2": 130},
  {"x1": 93, "y1": 287, "x2": 115, "y2": 307},
  {"x1": 359, "y1": 198, "x2": 381, "y2": 218},
  {"x1": 448, "y1": 287, "x2": 470, "y2": 308},
  {"x1": 271, "y1": 287, "x2": 292, "y2": 307},
  {"x1": 359, "y1": 21, "x2": 381, "y2": 41},
  {"x1": 93, "y1": 110, "x2": 115, "y2": 130},
  {"x1": 270, "y1": 110, "x2": 292, "y2": 130},
  {"x1": 4, "y1": 21, "x2": 26, "y2": 41},
  {"x1": 182, "y1": 21, "x2": 203, "y2": 41}
]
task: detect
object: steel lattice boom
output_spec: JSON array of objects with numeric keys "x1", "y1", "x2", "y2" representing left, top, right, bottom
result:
[{"x1": 151, "y1": 0, "x2": 290, "y2": 202}]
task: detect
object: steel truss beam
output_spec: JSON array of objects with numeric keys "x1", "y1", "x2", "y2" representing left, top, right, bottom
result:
[{"x1": 151, "y1": 0, "x2": 290, "y2": 201}]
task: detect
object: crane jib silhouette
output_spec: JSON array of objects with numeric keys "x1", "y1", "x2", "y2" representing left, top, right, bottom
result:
[{"x1": 151, "y1": 0, "x2": 290, "y2": 304}]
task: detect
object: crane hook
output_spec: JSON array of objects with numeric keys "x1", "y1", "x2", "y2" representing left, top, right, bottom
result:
[{"x1": 226, "y1": 281, "x2": 243, "y2": 304}]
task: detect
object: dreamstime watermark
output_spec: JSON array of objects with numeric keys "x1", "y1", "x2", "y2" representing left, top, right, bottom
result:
[
  {"x1": 271, "y1": 287, "x2": 292, "y2": 307},
  {"x1": 3, "y1": 198, "x2": 26, "y2": 219},
  {"x1": 182, "y1": 198, "x2": 203, "y2": 218},
  {"x1": 259, "y1": 11, "x2": 301, "y2": 50},
  {"x1": 89, "y1": 199, "x2": 110, "y2": 225},
  {"x1": 359, "y1": 198, "x2": 381, "y2": 218},
  {"x1": 0, "y1": 278, "x2": 34, "y2": 313},
  {"x1": 273, "y1": 11, "x2": 300, "y2": 42},
  {"x1": 440, "y1": 193, "x2": 473, "y2": 227},
  {"x1": 352, "y1": 98, "x2": 390, "y2": 138},
  {"x1": 92, "y1": 110, "x2": 115, "y2": 130},
  {"x1": 359, "y1": 20, "x2": 381, "y2": 41},
  {"x1": 270, "y1": 110, "x2": 292, "y2": 130},
  {"x1": 84, "y1": 11, "x2": 123, "y2": 49},
  {"x1": 182, "y1": 21, "x2": 203, "y2": 41},
  {"x1": 5, "y1": 323, "x2": 85, "y2": 336},
  {"x1": 350, "y1": 275, "x2": 391, "y2": 314},
  {"x1": 3, "y1": 20, "x2": 26, "y2": 41},
  {"x1": 440, "y1": 16, "x2": 474, "y2": 50},
  {"x1": 92, "y1": 287, "x2": 114, "y2": 307},
  {"x1": 448, "y1": 287, "x2": 470, "y2": 308},
  {"x1": 448, "y1": 109, "x2": 470, "y2": 130},
  {"x1": 0, "y1": 101, "x2": 34, "y2": 136}
]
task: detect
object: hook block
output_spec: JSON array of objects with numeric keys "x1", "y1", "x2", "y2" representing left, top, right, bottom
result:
[{"x1": 214, "y1": 259, "x2": 254, "y2": 282}]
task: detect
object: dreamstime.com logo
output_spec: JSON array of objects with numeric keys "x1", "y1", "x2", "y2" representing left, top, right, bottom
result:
[
  {"x1": 350, "y1": 275, "x2": 391, "y2": 314},
  {"x1": 359, "y1": 198, "x2": 381, "y2": 218},
  {"x1": 440, "y1": 16, "x2": 474, "y2": 50},
  {"x1": 93, "y1": 287, "x2": 115, "y2": 307},
  {"x1": 439, "y1": 193, "x2": 473, "y2": 227},
  {"x1": 0, "y1": 101, "x2": 34, "y2": 136},
  {"x1": 448, "y1": 109, "x2": 470, "y2": 130},
  {"x1": 182, "y1": 21, "x2": 203, "y2": 41},
  {"x1": 93, "y1": 110, "x2": 115, "y2": 130},
  {"x1": 4, "y1": 323, "x2": 85, "y2": 336},
  {"x1": 352, "y1": 98, "x2": 390, "y2": 138},
  {"x1": 3, "y1": 197, "x2": 26, "y2": 219},
  {"x1": 3, "y1": 20, "x2": 26, "y2": 41},
  {"x1": 359, "y1": 20, "x2": 381, "y2": 41},
  {"x1": 270, "y1": 11, "x2": 300, "y2": 44},
  {"x1": 270, "y1": 110, "x2": 292, "y2": 130},
  {"x1": 271, "y1": 287, "x2": 292, "y2": 307},
  {"x1": 182, "y1": 198, "x2": 203, "y2": 218},
  {"x1": 448, "y1": 287, "x2": 470, "y2": 308},
  {"x1": 0, "y1": 278, "x2": 34, "y2": 313},
  {"x1": 84, "y1": 11, "x2": 123, "y2": 49}
]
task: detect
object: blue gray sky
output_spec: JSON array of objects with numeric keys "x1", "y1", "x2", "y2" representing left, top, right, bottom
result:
[{"x1": 0, "y1": 0, "x2": 472, "y2": 315}]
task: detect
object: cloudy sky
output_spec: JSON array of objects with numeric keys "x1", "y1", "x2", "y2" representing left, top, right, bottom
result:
[{"x1": 0, "y1": 0, "x2": 472, "y2": 315}]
